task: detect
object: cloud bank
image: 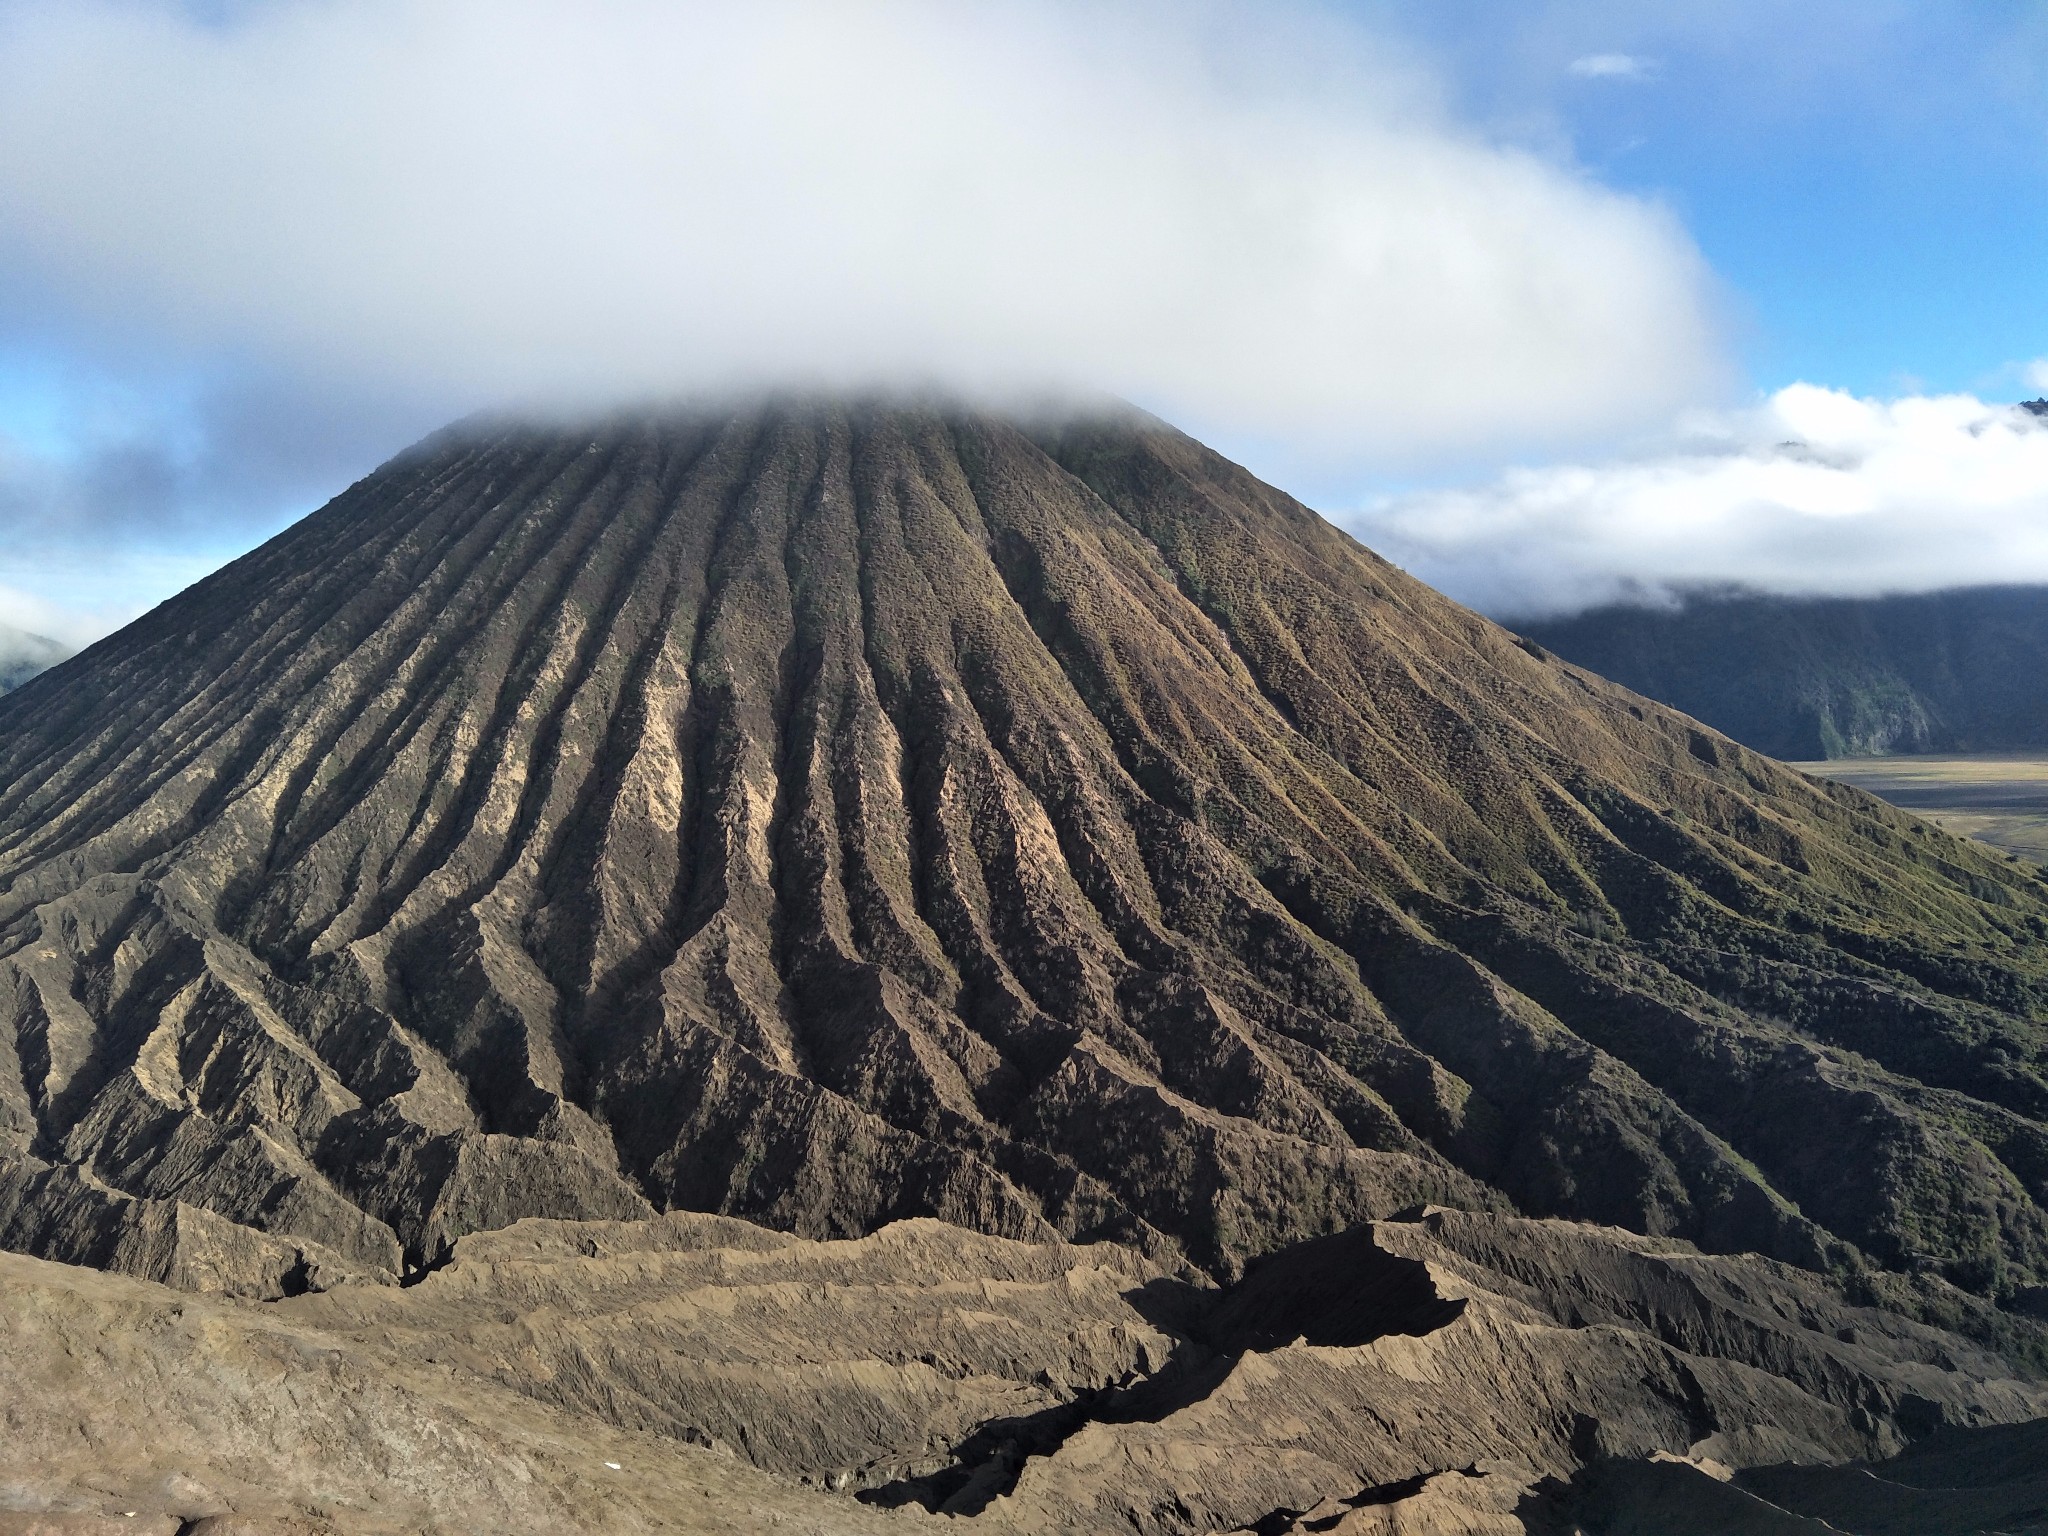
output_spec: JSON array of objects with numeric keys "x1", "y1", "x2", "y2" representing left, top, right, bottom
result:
[
  {"x1": 1350, "y1": 385, "x2": 2048, "y2": 619},
  {"x1": 0, "y1": 618, "x2": 68, "y2": 691},
  {"x1": 0, "y1": 0, "x2": 1726, "y2": 460}
]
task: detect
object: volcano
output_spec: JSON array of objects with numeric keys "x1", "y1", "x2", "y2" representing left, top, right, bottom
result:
[
  {"x1": 2, "y1": 400, "x2": 2048, "y2": 1530},
  {"x1": 12, "y1": 403, "x2": 2048, "y2": 1531}
]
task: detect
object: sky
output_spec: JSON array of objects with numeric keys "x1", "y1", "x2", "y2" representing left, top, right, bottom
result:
[{"x1": 0, "y1": 0, "x2": 2046, "y2": 654}]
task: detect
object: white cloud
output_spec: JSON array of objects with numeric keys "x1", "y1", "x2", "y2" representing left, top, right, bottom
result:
[
  {"x1": 1568, "y1": 53, "x2": 1655, "y2": 80},
  {"x1": 0, "y1": 584, "x2": 114, "y2": 653},
  {"x1": 2025, "y1": 358, "x2": 2048, "y2": 394},
  {"x1": 1348, "y1": 385, "x2": 2048, "y2": 618},
  {"x1": 0, "y1": 0, "x2": 1726, "y2": 461},
  {"x1": 0, "y1": 622, "x2": 68, "y2": 693}
]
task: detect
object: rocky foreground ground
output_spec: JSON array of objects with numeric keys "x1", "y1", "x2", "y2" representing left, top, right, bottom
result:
[{"x1": 5, "y1": 1206, "x2": 2047, "y2": 1535}]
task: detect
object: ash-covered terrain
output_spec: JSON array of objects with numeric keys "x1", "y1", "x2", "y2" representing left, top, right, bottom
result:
[
  {"x1": 7, "y1": 1208, "x2": 2047, "y2": 1533},
  {"x1": 3, "y1": 399, "x2": 2047, "y2": 1533}
]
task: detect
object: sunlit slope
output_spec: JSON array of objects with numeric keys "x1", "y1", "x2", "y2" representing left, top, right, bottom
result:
[{"x1": 1, "y1": 399, "x2": 2045, "y2": 1303}]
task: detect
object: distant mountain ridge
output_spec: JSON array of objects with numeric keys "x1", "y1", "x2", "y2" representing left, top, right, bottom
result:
[
  {"x1": 0, "y1": 623, "x2": 68, "y2": 695},
  {"x1": 1518, "y1": 584, "x2": 2048, "y2": 760}
]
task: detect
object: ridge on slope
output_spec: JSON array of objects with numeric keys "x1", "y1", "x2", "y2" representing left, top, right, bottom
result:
[{"x1": 1, "y1": 398, "x2": 2047, "y2": 1311}]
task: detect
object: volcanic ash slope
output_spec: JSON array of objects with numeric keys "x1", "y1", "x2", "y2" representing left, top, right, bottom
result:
[{"x1": 2, "y1": 399, "x2": 2048, "y2": 1529}]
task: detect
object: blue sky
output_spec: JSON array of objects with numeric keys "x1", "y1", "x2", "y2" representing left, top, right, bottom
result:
[
  {"x1": 1369, "y1": 1, "x2": 2048, "y2": 400},
  {"x1": 1, "y1": 0, "x2": 2046, "y2": 644}
]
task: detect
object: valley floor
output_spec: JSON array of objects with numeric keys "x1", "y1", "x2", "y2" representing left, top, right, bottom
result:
[{"x1": 1794, "y1": 754, "x2": 2048, "y2": 863}]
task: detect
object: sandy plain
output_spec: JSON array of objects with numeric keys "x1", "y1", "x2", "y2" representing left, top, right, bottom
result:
[{"x1": 1796, "y1": 755, "x2": 2048, "y2": 863}]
